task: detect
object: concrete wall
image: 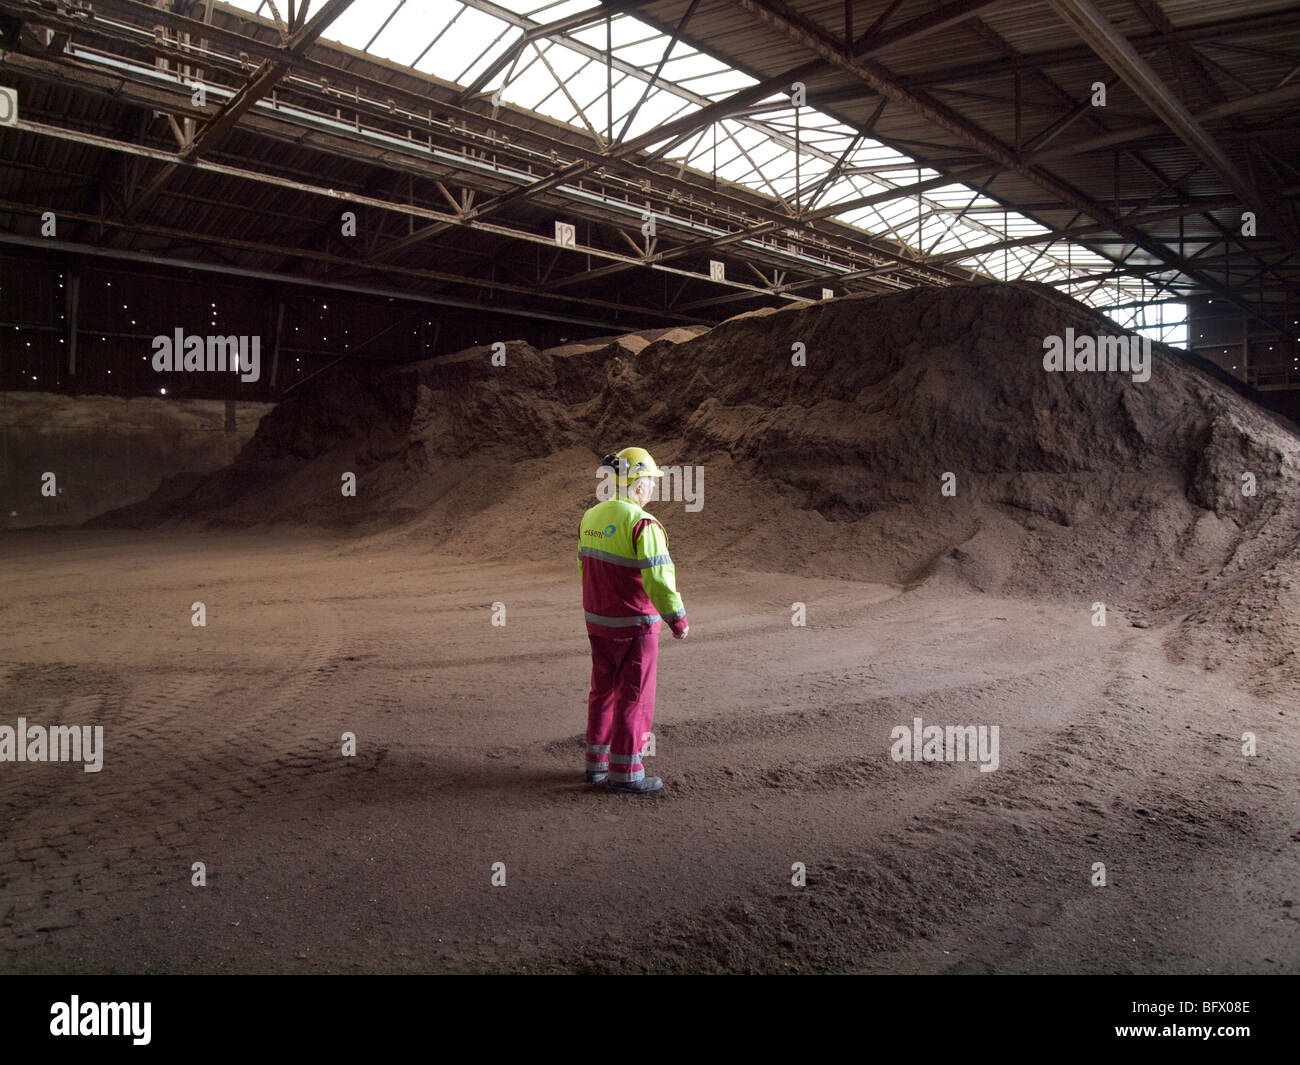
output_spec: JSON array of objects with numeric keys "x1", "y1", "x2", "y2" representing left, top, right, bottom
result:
[{"x1": 0, "y1": 392, "x2": 274, "y2": 529}]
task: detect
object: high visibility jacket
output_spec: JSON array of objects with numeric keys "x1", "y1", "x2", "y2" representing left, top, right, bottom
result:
[{"x1": 577, "y1": 497, "x2": 688, "y2": 639}]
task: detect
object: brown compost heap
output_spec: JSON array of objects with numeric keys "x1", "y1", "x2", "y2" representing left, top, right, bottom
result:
[{"x1": 99, "y1": 282, "x2": 1300, "y2": 691}]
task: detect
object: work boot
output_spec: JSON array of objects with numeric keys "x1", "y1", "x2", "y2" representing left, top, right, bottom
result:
[
  {"x1": 585, "y1": 769, "x2": 608, "y2": 785},
  {"x1": 607, "y1": 776, "x2": 663, "y2": 795}
]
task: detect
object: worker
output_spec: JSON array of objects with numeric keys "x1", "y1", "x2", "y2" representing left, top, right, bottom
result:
[{"x1": 576, "y1": 447, "x2": 689, "y2": 795}]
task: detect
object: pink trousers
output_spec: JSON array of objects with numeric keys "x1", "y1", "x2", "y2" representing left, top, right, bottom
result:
[{"x1": 585, "y1": 631, "x2": 659, "y2": 783}]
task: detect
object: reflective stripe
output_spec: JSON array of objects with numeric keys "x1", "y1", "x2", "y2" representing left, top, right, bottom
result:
[
  {"x1": 608, "y1": 768, "x2": 646, "y2": 783},
  {"x1": 578, "y1": 547, "x2": 672, "y2": 569},
  {"x1": 586, "y1": 744, "x2": 611, "y2": 754},
  {"x1": 609, "y1": 754, "x2": 644, "y2": 765},
  {"x1": 663, "y1": 609, "x2": 686, "y2": 623},
  {"x1": 585, "y1": 611, "x2": 661, "y2": 627}
]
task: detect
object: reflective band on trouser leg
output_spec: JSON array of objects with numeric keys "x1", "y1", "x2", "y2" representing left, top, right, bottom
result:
[
  {"x1": 608, "y1": 752, "x2": 644, "y2": 784},
  {"x1": 585, "y1": 743, "x2": 610, "y2": 772},
  {"x1": 607, "y1": 631, "x2": 658, "y2": 783}
]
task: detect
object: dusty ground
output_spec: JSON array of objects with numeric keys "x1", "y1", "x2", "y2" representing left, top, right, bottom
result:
[{"x1": 2, "y1": 526, "x2": 1296, "y2": 974}]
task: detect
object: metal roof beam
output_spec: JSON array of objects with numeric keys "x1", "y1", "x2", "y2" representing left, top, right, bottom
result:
[
  {"x1": 6, "y1": 117, "x2": 823, "y2": 315},
  {"x1": 849, "y1": 0, "x2": 1005, "y2": 57},
  {"x1": 728, "y1": 0, "x2": 1287, "y2": 334},
  {"x1": 454, "y1": 2, "x2": 634, "y2": 104},
  {"x1": 122, "y1": 0, "x2": 356, "y2": 221},
  {"x1": 373, "y1": 57, "x2": 823, "y2": 258},
  {"x1": 0, "y1": 231, "x2": 658, "y2": 329},
  {"x1": 1047, "y1": 0, "x2": 1300, "y2": 260},
  {"x1": 615, "y1": 0, "x2": 700, "y2": 145},
  {"x1": 543, "y1": 163, "x2": 995, "y2": 292},
  {"x1": 392, "y1": 0, "x2": 1009, "y2": 251},
  {"x1": 1128, "y1": 0, "x2": 1228, "y2": 108},
  {"x1": 42, "y1": 0, "x2": 962, "y2": 279},
  {"x1": 0, "y1": 44, "x2": 925, "y2": 292},
  {"x1": 1029, "y1": 80, "x2": 1300, "y2": 163},
  {"x1": 924, "y1": 198, "x2": 1241, "y2": 266},
  {"x1": 0, "y1": 197, "x2": 710, "y2": 324},
  {"x1": 899, "y1": 8, "x2": 1300, "y2": 89}
]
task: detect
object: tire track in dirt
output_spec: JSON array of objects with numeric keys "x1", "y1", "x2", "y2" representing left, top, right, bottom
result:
[
  {"x1": 0, "y1": 590, "x2": 354, "y2": 950},
  {"x1": 524, "y1": 640, "x2": 1295, "y2": 973}
]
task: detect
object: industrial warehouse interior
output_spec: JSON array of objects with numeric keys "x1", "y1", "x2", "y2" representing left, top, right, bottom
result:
[{"x1": 1, "y1": 0, "x2": 1298, "y2": 1009}]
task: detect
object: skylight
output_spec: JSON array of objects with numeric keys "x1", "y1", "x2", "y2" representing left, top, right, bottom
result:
[{"x1": 227, "y1": 0, "x2": 1172, "y2": 315}]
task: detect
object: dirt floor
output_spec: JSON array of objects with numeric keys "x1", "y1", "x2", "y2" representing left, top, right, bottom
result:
[
  {"x1": 2, "y1": 524, "x2": 1297, "y2": 974},
  {"x1": 4, "y1": 282, "x2": 1299, "y2": 973}
]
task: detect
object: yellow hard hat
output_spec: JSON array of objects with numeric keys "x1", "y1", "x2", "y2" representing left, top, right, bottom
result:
[{"x1": 601, "y1": 446, "x2": 664, "y2": 487}]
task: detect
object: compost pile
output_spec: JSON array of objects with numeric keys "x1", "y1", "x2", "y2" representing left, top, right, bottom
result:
[{"x1": 100, "y1": 282, "x2": 1300, "y2": 687}]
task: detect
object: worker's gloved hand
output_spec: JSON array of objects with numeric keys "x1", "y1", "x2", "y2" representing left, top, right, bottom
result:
[{"x1": 672, "y1": 624, "x2": 689, "y2": 640}]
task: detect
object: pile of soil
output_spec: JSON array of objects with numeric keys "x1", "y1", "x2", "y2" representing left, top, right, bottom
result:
[{"x1": 97, "y1": 282, "x2": 1300, "y2": 687}]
